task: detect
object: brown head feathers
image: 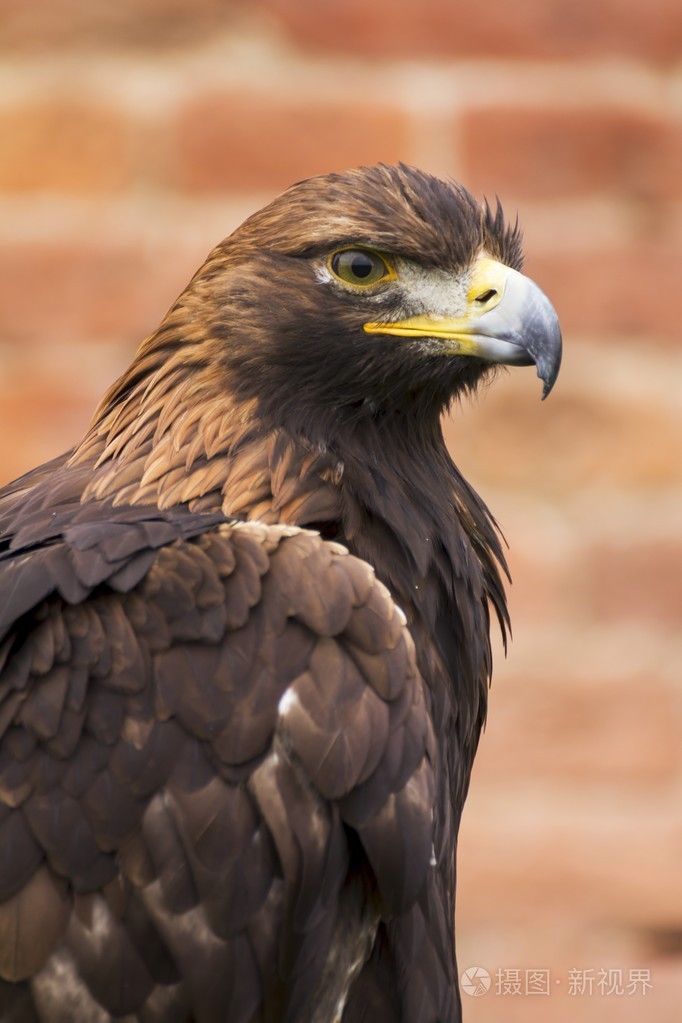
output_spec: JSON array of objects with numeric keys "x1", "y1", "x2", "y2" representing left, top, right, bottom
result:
[{"x1": 231, "y1": 163, "x2": 523, "y2": 270}]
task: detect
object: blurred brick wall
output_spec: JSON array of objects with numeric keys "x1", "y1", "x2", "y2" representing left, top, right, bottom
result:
[{"x1": 1, "y1": 1, "x2": 681, "y2": 1019}]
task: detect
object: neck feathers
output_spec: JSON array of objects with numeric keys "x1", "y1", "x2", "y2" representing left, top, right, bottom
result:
[
  {"x1": 72, "y1": 348, "x2": 508, "y2": 645},
  {"x1": 71, "y1": 345, "x2": 342, "y2": 527},
  {"x1": 70, "y1": 336, "x2": 509, "y2": 736}
]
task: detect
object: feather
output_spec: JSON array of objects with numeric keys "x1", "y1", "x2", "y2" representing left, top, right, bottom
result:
[
  {"x1": 0, "y1": 867, "x2": 70, "y2": 982},
  {"x1": 0, "y1": 810, "x2": 43, "y2": 902},
  {"x1": 165, "y1": 777, "x2": 275, "y2": 939},
  {"x1": 65, "y1": 892, "x2": 155, "y2": 1015},
  {"x1": 18, "y1": 668, "x2": 67, "y2": 740},
  {"x1": 0, "y1": 165, "x2": 555, "y2": 1021}
]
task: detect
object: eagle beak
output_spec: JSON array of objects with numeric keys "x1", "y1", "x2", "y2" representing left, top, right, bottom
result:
[{"x1": 363, "y1": 257, "x2": 563, "y2": 398}]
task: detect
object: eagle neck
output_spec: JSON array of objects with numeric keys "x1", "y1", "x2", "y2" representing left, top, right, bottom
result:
[
  {"x1": 322, "y1": 412, "x2": 508, "y2": 806},
  {"x1": 63, "y1": 370, "x2": 508, "y2": 828},
  {"x1": 71, "y1": 357, "x2": 507, "y2": 787}
]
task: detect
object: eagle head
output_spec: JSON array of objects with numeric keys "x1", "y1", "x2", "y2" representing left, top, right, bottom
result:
[{"x1": 174, "y1": 164, "x2": 561, "y2": 438}]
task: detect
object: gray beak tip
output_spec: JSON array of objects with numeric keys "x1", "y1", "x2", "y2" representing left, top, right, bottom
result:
[
  {"x1": 540, "y1": 368, "x2": 558, "y2": 400},
  {"x1": 536, "y1": 325, "x2": 563, "y2": 400}
]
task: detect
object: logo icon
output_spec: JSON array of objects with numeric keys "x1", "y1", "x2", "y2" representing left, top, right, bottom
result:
[{"x1": 461, "y1": 966, "x2": 491, "y2": 997}]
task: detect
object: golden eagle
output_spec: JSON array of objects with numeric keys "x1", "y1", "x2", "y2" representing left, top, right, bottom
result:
[{"x1": 0, "y1": 165, "x2": 561, "y2": 1022}]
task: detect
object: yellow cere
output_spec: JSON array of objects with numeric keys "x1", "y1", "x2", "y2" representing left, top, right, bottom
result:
[{"x1": 466, "y1": 257, "x2": 510, "y2": 311}]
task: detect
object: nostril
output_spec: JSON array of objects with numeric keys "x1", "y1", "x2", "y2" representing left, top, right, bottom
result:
[{"x1": 475, "y1": 289, "x2": 498, "y2": 304}]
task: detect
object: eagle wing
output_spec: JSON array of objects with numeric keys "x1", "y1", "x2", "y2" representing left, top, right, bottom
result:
[{"x1": 0, "y1": 503, "x2": 444, "y2": 1022}]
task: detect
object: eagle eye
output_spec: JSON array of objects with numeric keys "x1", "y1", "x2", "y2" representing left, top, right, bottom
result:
[{"x1": 328, "y1": 249, "x2": 395, "y2": 288}]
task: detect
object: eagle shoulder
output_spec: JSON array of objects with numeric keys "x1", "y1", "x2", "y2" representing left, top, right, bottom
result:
[{"x1": 0, "y1": 505, "x2": 436, "y2": 1021}]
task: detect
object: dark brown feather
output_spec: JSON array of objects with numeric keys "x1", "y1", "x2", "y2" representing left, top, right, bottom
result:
[{"x1": 0, "y1": 165, "x2": 525, "y2": 1022}]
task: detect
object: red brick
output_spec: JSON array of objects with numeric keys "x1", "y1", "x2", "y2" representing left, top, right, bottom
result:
[
  {"x1": 585, "y1": 541, "x2": 682, "y2": 626},
  {"x1": 474, "y1": 672, "x2": 680, "y2": 785},
  {"x1": 0, "y1": 372, "x2": 97, "y2": 486},
  {"x1": 446, "y1": 380, "x2": 682, "y2": 494},
  {"x1": 458, "y1": 792, "x2": 682, "y2": 926},
  {"x1": 262, "y1": 0, "x2": 682, "y2": 64},
  {"x1": 523, "y1": 245, "x2": 682, "y2": 343},
  {"x1": 461, "y1": 108, "x2": 682, "y2": 202},
  {"x1": 503, "y1": 533, "x2": 682, "y2": 629},
  {"x1": 3, "y1": 0, "x2": 682, "y2": 63},
  {"x1": 172, "y1": 93, "x2": 410, "y2": 194},
  {"x1": 0, "y1": 0, "x2": 240, "y2": 52},
  {"x1": 0, "y1": 241, "x2": 199, "y2": 345},
  {"x1": 0, "y1": 102, "x2": 135, "y2": 193}
]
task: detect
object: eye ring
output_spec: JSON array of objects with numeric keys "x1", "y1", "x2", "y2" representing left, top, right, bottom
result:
[{"x1": 327, "y1": 248, "x2": 396, "y2": 288}]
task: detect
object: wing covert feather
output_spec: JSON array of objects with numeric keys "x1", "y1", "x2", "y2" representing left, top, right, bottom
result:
[{"x1": 0, "y1": 509, "x2": 438, "y2": 1021}]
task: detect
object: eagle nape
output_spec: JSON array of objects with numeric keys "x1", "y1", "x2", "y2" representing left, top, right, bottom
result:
[{"x1": 0, "y1": 164, "x2": 561, "y2": 1023}]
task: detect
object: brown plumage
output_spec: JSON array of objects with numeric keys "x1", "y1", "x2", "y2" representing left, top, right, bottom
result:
[{"x1": 0, "y1": 165, "x2": 561, "y2": 1022}]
